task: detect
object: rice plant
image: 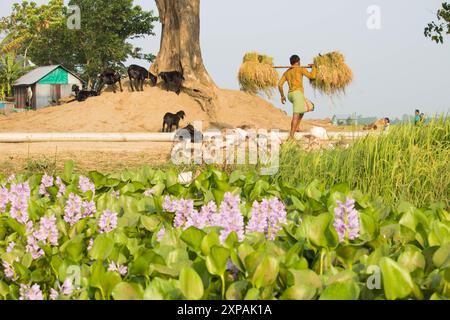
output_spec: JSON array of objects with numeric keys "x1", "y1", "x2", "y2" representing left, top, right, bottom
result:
[{"x1": 277, "y1": 116, "x2": 450, "y2": 208}]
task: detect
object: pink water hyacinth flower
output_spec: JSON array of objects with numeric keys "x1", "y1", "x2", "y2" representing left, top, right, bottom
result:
[
  {"x1": 2, "y1": 261, "x2": 15, "y2": 280},
  {"x1": 156, "y1": 226, "x2": 166, "y2": 242},
  {"x1": 163, "y1": 197, "x2": 196, "y2": 229},
  {"x1": 98, "y1": 210, "x2": 118, "y2": 233},
  {"x1": 87, "y1": 238, "x2": 94, "y2": 251},
  {"x1": 333, "y1": 197, "x2": 361, "y2": 243},
  {"x1": 0, "y1": 186, "x2": 8, "y2": 212},
  {"x1": 8, "y1": 182, "x2": 30, "y2": 225},
  {"x1": 82, "y1": 200, "x2": 96, "y2": 218},
  {"x1": 216, "y1": 193, "x2": 245, "y2": 243},
  {"x1": 6, "y1": 241, "x2": 15, "y2": 253},
  {"x1": 185, "y1": 203, "x2": 215, "y2": 230},
  {"x1": 26, "y1": 234, "x2": 45, "y2": 260},
  {"x1": 55, "y1": 177, "x2": 66, "y2": 198},
  {"x1": 246, "y1": 201, "x2": 269, "y2": 234},
  {"x1": 60, "y1": 278, "x2": 74, "y2": 296},
  {"x1": 39, "y1": 174, "x2": 54, "y2": 197},
  {"x1": 111, "y1": 191, "x2": 120, "y2": 199},
  {"x1": 50, "y1": 289, "x2": 59, "y2": 300},
  {"x1": 78, "y1": 176, "x2": 95, "y2": 194},
  {"x1": 19, "y1": 284, "x2": 44, "y2": 300},
  {"x1": 144, "y1": 189, "x2": 155, "y2": 197},
  {"x1": 162, "y1": 196, "x2": 176, "y2": 212},
  {"x1": 266, "y1": 198, "x2": 287, "y2": 240},
  {"x1": 108, "y1": 261, "x2": 128, "y2": 276},
  {"x1": 34, "y1": 215, "x2": 59, "y2": 246},
  {"x1": 64, "y1": 193, "x2": 83, "y2": 226}
]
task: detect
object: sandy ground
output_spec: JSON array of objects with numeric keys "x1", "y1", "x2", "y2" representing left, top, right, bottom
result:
[{"x1": 0, "y1": 85, "x2": 296, "y2": 132}]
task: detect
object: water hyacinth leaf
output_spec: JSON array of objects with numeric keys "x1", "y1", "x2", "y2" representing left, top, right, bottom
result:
[
  {"x1": 206, "y1": 246, "x2": 230, "y2": 277},
  {"x1": 305, "y1": 181, "x2": 322, "y2": 202},
  {"x1": 130, "y1": 250, "x2": 160, "y2": 276},
  {"x1": 0, "y1": 281, "x2": 9, "y2": 298},
  {"x1": 291, "y1": 195, "x2": 306, "y2": 212},
  {"x1": 326, "y1": 270, "x2": 358, "y2": 286},
  {"x1": 21, "y1": 252, "x2": 32, "y2": 269},
  {"x1": 179, "y1": 267, "x2": 204, "y2": 300},
  {"x1": 280, "y1": 285, "x2": 316, "y2": 300},
  {"x1": 319, "y1": 280, "x2": 360, "y2": 300},
  {"x1": 433, "y1": 243, "x2": 450, "y2": 268},
  {"x1": 89, "y1": 234, "x2": 115, "y2": 260},
  {"x1": 181, "y1": 227, "x2": 206, "y2": 252},
  {"x1": 226, "y1": 281, "x2": 249, "y2": 300},
  {"x1": 397, "y1": 245, "x2": 426, "y2": 272},
  {"x1": 244, "y1": 288, "x2": 260, "y2": 300},
  {"x1": 165, "y1": 248, "x2": 191, "y2": 272},
  {"x1": 287, "y1": 269, "x2": 322, "y2": 290},
  {"x1": 359, "y1": 212, "x2": 377, "y2": 241},
  {"x1": 112, "y1": 282, "x2": 144, "y2": 300},
  {"x1": 140, "y1": 215, "x2": 161, "y2": 232},
  {"x1": 302, "y1": 213, "x2": 339, "y2": 248},
  {"x1": 201, "y1": 231, "x2": 221, "y2": 256},
  {"x1": 379, "y1": 257, "x2": 415, "y2": 300},
  {"x1": 428, "y1": 221, "x2": 450, "y2": 246},
  {"x1": 6, "y1": 218, "x2": 25, "y2": 236},
  {"x1": 252, "y1": 256, "x2": 279, "y2": 289},
  {"x1": 62, "y1": 236, "x2": 86, "y2": 262},
  {"x1": 229, "y1": 170, "x2": 246, "y2": 184},
  {"x1": 89, "y1": 171, "x2": 107, "y2": 187},
  {"x1": 165, "y1": 170, "x2": 178, "y2": 188}
]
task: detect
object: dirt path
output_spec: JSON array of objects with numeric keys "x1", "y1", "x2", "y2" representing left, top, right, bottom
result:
[{"x1": 0, "y1": 142, "x2": 173, "y2": 175}]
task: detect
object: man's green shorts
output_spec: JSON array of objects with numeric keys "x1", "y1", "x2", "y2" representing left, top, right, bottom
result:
[{"x1": 288, "y1": 91, "x2": 306, "y2": 114}]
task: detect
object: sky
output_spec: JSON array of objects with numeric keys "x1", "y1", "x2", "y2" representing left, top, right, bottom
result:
[{"x1": 1, "y1": 0, "x2": 449, "y2": 119}]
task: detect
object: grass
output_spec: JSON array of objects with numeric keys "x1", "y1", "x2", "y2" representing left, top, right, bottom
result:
[{"x1": 276, "y1": 116, "x2": 450, "y2": 208}]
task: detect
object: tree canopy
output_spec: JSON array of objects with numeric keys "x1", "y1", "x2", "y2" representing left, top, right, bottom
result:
[
  {"x1": 425, "y1": 2, "x2": 450, "y2": 44},
  {"x1": 0, "y1": 0, "x2": 158, "y2": 84}
]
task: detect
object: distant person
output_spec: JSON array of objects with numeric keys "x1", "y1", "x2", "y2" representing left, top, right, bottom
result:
[
  {"x1": 414, "y1": 109, "x2": 421, "y2": 126},
  {"x1": 278, "y1": 54, "x2": 317, "y2": 140},
  {"x1": 420, "y1": 113, "x2": 427, "y2": 125},
  {"x1": 384, "y1": 117, "x2": 390, "y2": 131}
]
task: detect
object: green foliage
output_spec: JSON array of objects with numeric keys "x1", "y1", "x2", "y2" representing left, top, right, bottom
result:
[
  {"x1": 425, "y1": 2, "x2": 450, "y2": 44},
  {"x1": 0, "y1": 52, "x2": 30, "y2": 99},
  {"x1": 0, "y1": 0, "x2": 158, "y2": 83},
  {"x1": 0, "y1": 164, "x2": 449, "y2": 300}
]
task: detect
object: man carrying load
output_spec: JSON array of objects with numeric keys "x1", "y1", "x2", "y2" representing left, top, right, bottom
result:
[{"x1": 278, "y1": 55, "x2": 317, "y2": 140}]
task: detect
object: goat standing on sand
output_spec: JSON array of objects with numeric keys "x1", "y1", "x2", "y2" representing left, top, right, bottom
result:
[
  {"x1": 162, "y1": 111, "x2": 186, "y2": 132},
  {"x1": 72, "y1": 85, "x2": 98, "y2": 102},
  {"x1": 159, "y1": 71, "x2": 185, "y2": 95},
  {"x1": 128, "y1": 65, "x2": 157, "y2": 92},
  {"x1": 97, "y1": 69, "x2": 123, "y2": 94}
]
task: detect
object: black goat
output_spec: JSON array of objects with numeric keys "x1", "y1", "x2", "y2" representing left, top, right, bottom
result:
[
  {"x1": 72, "y1": 84, "x2": 97, "y2": 102},
  {"x1": 162, "y1": 110, "x2": 186, "y2": 132},
  {"x1": 97, "y1": 69, "x2": 123, "y2": 94},
  {"x1": 175, "y1": 124, "x2": 204, "y2": 143},
  {"x1": 159, "y1": 71, "x2": 184, "y2": 95},
  {"x1": 128, "y1": 64, "x2": 157, "y2": 92}
]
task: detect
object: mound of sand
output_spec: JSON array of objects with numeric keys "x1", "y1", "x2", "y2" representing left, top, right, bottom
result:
[
  {"x1": 0, "y1": 81, "x2": 296, "y2": 132},
  {"x1": 0, "y1": 81, "x2": 340, "y2": 133}
]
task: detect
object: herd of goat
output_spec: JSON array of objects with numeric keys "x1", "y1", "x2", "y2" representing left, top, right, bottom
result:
[
  {"x1": 72, "y1": 65, "x2": 184, "y2": 102},
  {"x1": 71, "y1": 65, "x2": 193, "y2": 134}
]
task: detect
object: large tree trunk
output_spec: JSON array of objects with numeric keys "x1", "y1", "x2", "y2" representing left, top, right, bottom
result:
[{"x1": 151, "y1": 0, "x2": 217, "y2": 118}]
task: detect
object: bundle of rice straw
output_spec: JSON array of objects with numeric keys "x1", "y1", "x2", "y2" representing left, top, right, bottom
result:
[
  {"x1": 310, "y1": 52, "x2": 353, "y2": 97},
  {"x1": 238, "y1": 52, "x2": 279, "y2": 98}
]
